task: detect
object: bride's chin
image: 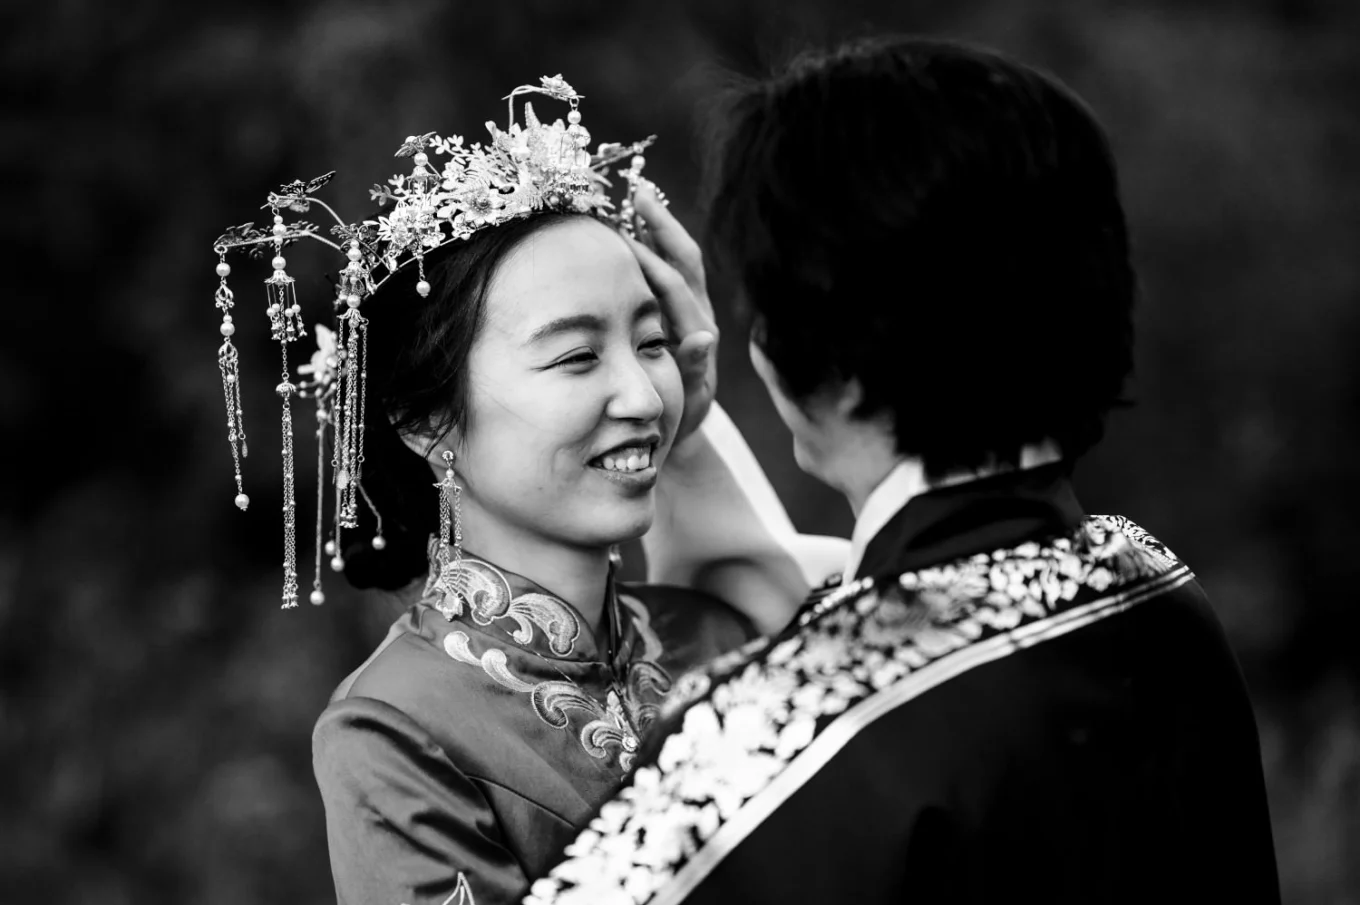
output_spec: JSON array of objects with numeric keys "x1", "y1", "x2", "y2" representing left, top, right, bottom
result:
[{"x1": 586, "y1": 506, "x2": 655, "y2": 548}]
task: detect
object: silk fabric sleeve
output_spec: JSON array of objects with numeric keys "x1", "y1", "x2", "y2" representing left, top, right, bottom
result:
[{"x1": 314, "y1": 696, "x2": 529, "y2": 905}]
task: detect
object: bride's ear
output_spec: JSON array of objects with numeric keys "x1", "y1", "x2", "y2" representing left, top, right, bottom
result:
[{"x1": 395, "y1": 419, "x2": 462, "y2": 474}]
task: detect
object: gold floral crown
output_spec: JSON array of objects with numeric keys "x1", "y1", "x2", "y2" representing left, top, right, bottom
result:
[{"x1": 210, "y1": 75, "x2": 657, "y2": 608}]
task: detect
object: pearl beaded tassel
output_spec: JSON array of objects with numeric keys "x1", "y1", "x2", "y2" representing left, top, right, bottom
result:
[
  {"x1": 333, "y1": 308, "x2": 368, "y2": 529},
  {"x1": 310, "y1": 388, "x2": 331, "y2": 607},
  {"x1": 279, "y1": 346, "x2": 299, "y2": 609},
  {"x1": 266, "y1": 213, "x2": 306, "y2": 609},
  {"x1": 214, "y1": 257, "x2": 250, "y2": 511}
]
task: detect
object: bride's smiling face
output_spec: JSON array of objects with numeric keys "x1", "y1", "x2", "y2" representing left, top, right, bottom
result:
[{"x1": 452, "y1": 218, "x2": 682, "y2": 551}]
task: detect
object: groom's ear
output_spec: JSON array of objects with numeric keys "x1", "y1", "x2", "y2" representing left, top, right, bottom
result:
[{"x1": 829, "y1": 376, "x2": 867, "y2": 420}]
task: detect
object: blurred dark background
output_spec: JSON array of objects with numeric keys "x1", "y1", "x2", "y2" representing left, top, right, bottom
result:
[{"x1": 5, "y1": 0, "x2": 1359, "y2": 902}]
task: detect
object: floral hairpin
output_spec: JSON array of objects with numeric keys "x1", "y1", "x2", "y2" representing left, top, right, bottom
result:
[{"x1": 211, "y1": 74, "x2": 659, "y2": 608}]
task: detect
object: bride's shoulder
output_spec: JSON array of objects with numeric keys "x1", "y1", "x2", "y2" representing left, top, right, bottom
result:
[{"x1": 316, "y1": 605, "x2": 497, "y2": 741}]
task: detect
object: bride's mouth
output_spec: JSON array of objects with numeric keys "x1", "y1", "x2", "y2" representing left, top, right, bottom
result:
[
  {"x1": 591, "y1": 445, "x2": 654, "y2": 473},
  {"x1": 588, "y1": 438, "x2": 661, "y2": 489}
]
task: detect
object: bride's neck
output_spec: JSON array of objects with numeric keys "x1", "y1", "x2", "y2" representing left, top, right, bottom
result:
[{"x1": 460, "y1": 508, "x2": 612, "y2": 630}]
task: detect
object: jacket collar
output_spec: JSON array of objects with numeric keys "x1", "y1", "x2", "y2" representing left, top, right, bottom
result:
[
  {"x1": 853, "y1": 460, "x2": 1085, "y2": 581},
  {"x1": 419, "y1": 539, "x2": 655, "y2": 668}
]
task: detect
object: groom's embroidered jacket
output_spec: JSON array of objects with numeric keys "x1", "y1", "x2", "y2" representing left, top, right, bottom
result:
[{"x1": 526, "y1": 465, "x2": 1280, "y2": 905}]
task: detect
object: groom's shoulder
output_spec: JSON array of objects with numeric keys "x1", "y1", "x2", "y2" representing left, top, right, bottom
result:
[
  {"x1": 655, "y1": 513, "x2": 1194, "y2": 722},
  {"x1": 528, "y1": 515, "x2": 1203, "y2": 903}
]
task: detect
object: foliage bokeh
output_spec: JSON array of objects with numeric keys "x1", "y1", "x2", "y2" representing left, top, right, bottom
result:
[{"x1": 4, "y1": 1, "x2": 1359, "y2": 902}]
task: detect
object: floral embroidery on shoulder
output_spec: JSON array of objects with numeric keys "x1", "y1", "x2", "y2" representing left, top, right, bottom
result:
[
  {"x1": 1094, "y1": 514, "x2": 1180, "y2": 568},
  {"x1": 526, "y1": 516, "x2": 1194, "y2": 905},
  {"x1": 656, "y1": 633, "x2": 772, "y2": 724}
]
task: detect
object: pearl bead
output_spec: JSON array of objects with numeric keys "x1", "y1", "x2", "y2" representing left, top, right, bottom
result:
[
  {"x1": 567, "y1": 109, "x2": 581, "y2": 124},
  {"x1": 632, "y1": 155, "x2": 645, "y2": 168},
  {"x1": 330, "y1": 556, "x2": 345, "y2": 572},
  {"x1": 310, "y1": 589, "x2": 326, "y2": 606},
  {"x1": 234, "y1": 493, "x2": 250, "y2": 510},
  {"x1": 324, "y1": 540, "x2": 336, "y2": 555},
  {"x1": 268, "y1": 304, "x2": 279, "y2": 317},
  {"x1": 223, "y1": 314, "x2": 232, "y2": 322},
  {"x1": 416, "y1": 280, "x2": 431, "y2": 297},
  {"x1": 216, "y1": 261, "x2": 231, "y2": 277},
  {"x1": 347, "y1": 247, "x2": 361, "y2": 262},
  {"x1": 346, "y1": 293, "x2": 361, "y2": 308},
  {"x1": 220, "y1": 322, "x2": 235, "y2": 337},
  {"x1": 272, "y1": 223, "x2": 287, "y2": 237},
  {"x1": 371, "y1": 536, "x2": 387, "y2": 550},
  {"x1": 272, "y1": 255, "x2": 286, "y2": 271},
  {"x1": 413, "y1": 151, "x2": 428, "y2": 167},
  {"x1": 273, "y1": 214, "x2": 284, "y2": 224}
]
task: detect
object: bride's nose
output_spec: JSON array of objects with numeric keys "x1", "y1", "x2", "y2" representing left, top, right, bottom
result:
[{"x1": 604, "y1": 356, "x2": 665, "y2": 423}]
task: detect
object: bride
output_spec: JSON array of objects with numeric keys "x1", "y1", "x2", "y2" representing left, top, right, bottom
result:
[{"x1": 212, "y1": 76, "x2": 845, "y2": 905}]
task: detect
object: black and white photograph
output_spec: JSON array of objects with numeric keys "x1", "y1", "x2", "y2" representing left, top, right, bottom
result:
[{"x1": 5, "y1": 1, "x2": 1358, "y2": 903}]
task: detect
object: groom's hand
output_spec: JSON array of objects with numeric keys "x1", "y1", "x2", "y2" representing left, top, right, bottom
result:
[{"x1": 625, "y1": 181, "x2": 719, "y2": 446}]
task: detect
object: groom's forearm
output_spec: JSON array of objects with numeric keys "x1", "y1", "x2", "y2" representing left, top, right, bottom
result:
[{"x1": 646, "y1": 404, "x2": 849, "y2": 635}]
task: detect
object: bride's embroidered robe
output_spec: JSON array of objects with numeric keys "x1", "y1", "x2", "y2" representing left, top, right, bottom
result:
[
  {"x1": 527, "y1": 465, "x2": 1281, "y2": 905},
  {"x1": 312, "y1": 554, "x2": 752, "y2": 905}
]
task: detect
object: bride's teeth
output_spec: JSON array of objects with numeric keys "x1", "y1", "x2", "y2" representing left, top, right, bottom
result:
[{"x1": 595, "y1": 446, "x2": 654, "y2": 472}]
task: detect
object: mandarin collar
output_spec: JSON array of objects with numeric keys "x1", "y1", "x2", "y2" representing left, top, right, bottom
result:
[
  {"x1": 418, "y1": 543, "x2": 650, "y2": 668},
  {"x1": 852, "y1": 461, "x2": 1085, "y2": 582}
]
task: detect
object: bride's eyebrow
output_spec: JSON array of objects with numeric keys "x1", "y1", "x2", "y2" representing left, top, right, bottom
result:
[
  {"x1": 525, "y1": 314, "x2": 606, "y2": 345},
  {"x1": 633, "y1": 298, "x2": 662, "y2": 322},
  {"x1": 524, "y1": 299, "x2": 661, "y2": 345}
]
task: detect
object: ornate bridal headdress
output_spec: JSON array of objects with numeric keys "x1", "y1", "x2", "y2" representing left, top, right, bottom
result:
[{"x1": 211, "y1": 74, "x2": 657, "y2": 608}]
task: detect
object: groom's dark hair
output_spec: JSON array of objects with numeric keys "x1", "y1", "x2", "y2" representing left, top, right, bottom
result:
[{"x1": 704, "y1": 36, "x2": 1135, "y2": 475}]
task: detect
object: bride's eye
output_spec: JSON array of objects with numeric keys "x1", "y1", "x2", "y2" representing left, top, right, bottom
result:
[
  {"x1": 551, "y1": 349, "x2": 598, "y2": 370},
  {"x1": 640, "y1": 335, "x2": 673, "y2": 357}
]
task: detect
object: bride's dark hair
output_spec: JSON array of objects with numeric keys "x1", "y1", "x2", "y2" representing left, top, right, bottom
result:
[{"x1": 340, "y1": 210, "x2": 585, "y2": 590}]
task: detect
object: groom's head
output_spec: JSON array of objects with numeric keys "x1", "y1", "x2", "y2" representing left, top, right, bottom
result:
[{"x1": 705, "y1": 37, "x2": 1134, "y2": 496}]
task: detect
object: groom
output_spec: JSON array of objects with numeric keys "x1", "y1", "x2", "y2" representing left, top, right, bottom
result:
[{"x1": 528, "y1": 36, "x2": 1279, "y2": 904}]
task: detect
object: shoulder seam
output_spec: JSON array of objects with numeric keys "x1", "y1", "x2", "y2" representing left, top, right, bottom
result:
[{"x1": 463, "y1": 774, "x2": 579, "y2": 829}]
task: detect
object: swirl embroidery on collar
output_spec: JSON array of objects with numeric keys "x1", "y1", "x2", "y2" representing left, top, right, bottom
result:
[
  {"x1": 443, "y1": 624, "x2": 672, "y2": 771},
  {"x1": 423, "y1": 555, "x2": 582, "y2": 657}
]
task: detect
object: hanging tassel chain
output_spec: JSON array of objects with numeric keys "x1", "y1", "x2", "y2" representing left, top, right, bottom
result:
[{"x1": 215, "y1": 253, "x2": 250, "y2": 511}]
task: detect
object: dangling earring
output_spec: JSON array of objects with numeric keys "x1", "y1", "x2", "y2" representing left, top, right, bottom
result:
[
  {"x1": 423, "y1": 450, "x2": 466, "y2": 620},
  {"x1": 438, "y1": 451, "x2": 463, "y2": 570}
]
